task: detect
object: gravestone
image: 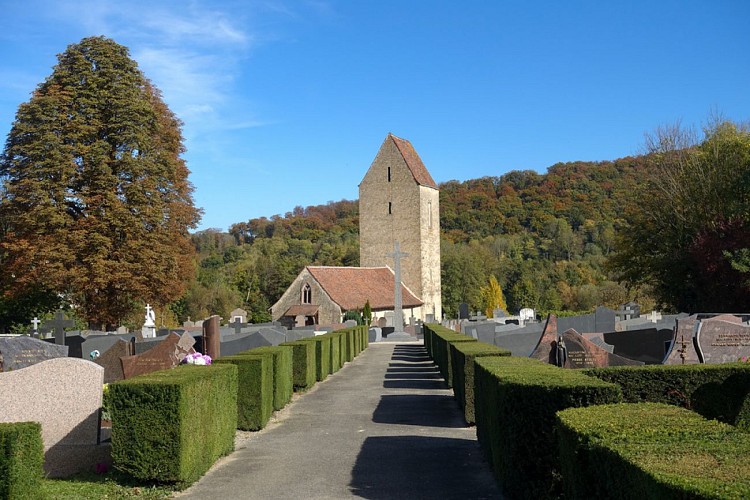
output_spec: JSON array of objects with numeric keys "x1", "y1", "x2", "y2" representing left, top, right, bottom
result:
[
  {"x1": 43, "y1": 331, "x2": 88, "y2": 358},
  {"x1": 530, "y1": 315, "x2": 642, "y2": 368},
  {"x1": 696, "y1": 320, "x2": 750, "y2": 364},
  {"x1": 0, "y1": 336, "x2": 68, "y2": 372},
  {"x1": 529, "y1": 315, "x2": 562, "y2": 365},
  {"x1": 220, "y1": 332, "x2": 273, "y2": 356},
  {"x1": 0, "y1": 357, "x2": 107, "y2": 477},
  {"x1": 377, "y1": 317, "x2": 387, "y2": 328},
  {"x1": 120, "y1": 332, "x2": 195, "y2": 379},
  {"x1": 663, "y1": 315, "x2": 700, "y2": 365},
  {"x1": 258, "y1": 328, "x2": 288, "y2": 346},
  {"x1": 368, "y1": 327, "x2": 382, "y2": 342},
  {"x1": 603, "y1": 328, "x2": 674, "y2": 364},
  {"x1": 344, "y1": 319, "x2": 358, "y2": 328},
  {"x1": 203, "y1": 315, "x2": 221, "y2": 359},
  {"x1": 561, "y1": 328, "x2": 643, "y2": 368},
  {"x1": 41, "y1": 311, "x2": 76, "y2": 345},
  {"x1": 81, "y1": 334, "x2": 136, "y2": 360},
  {"x1": 519, "y1": 308, "x2": 535, "y2": 323},
  {"x1": 93, "y1": 339, "x2": 134, "y2": 383},
  {"x1": 492, "y1": 308, "x2": 506, "y2": 319},
  {"x1": 458, "y1": 303, "x2": 470, "y2": 320},
  {"x1": 31, "y1": 317, "x2": 42, "y2": 337},
  {"x1": 229, "y1": 308, "x2": 248, "y2": 324}
]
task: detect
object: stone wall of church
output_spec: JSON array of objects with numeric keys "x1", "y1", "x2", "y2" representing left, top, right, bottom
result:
[
  {"x1": 270, "y1": 268, "x2": 342, "y2": 326},
  {"x1": 359, "y1": 137, "x2": 442, "y2": 322}
]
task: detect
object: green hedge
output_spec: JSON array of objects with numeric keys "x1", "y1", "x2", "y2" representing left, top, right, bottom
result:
[
  {"x1": 474, "y1": 356, "x2": 622, "y2": 499},
  {"x1": 0, "y1": 422, "x2": 44, "y2": 500},
  {"x1": 109, "y1": 364, "x2": 237, "y2": 486},
  {"x1": 323, "y1": 331, "x2": 343, "y2": 374},
  {"x1": 301, "y1": 336, "x2": 331, "y2": 381},
  {"x1": 215, "y1": 354, "x2": 273, "y2": 431},
  {"x1": 280, "y1": 341, "x2": 316, "y2": 391},
  {"x1": 585, "y1": 363, "x2": 750, "y2": 430},
  {"x1": 240, "y1": 346, "x2": 293, "y2": 411},
  {"x1": 449, "y1": 342, "x2": 511, "y2": 424},
  {"x1": 425, "y1": 324, "x2": 477, "y2": 388},
  {"x1": 557, "y1": 402, "x2": 750, "y2": 499}
]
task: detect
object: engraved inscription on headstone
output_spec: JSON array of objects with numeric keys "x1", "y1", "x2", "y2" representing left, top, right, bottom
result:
[
  {"x1": 696, "y1": 320, "x2": 750, "y2": 364},
  {"x1": 0, "y1": 336, "x2": 69, "y2": 372}
]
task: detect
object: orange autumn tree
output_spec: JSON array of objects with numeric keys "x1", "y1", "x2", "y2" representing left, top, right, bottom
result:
[{"x1": 0, "y1": 36, "x2": 201, "y2": 329}]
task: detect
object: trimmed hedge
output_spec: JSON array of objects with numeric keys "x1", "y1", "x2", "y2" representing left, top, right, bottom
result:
[
  {"x1": 585, "y1": 363, "x2": 750, "y2": 430},
  {"x1": 428, "y1": 325, "x2": 477, "y2": 388},
  {"x1": 215, "y1": 354, "x2": 273, "y2": 431},
  {"x1": 301, "y1": 336, "x2": 331, "y2": 381},
  {"x1": 449, "y1": 342, "x2": 511, "y2": 424},
  {"x1": 324, "y1": 331, "x2": 343, "y2": 374},
  {"x1": 280, "y1": 340, "x2": 316, "y2": 391},
  {"x1": 474, "y1": 356, "x2": 622, "y2": 499},
  {"x1": 557, "y1": 402, "x2": 750, "y2": 499},
  {"x1": 109, "y1": 364, "x2": 237, "y2": 486},
  {"x1": 240, "y1": 346, "x2": 293, "y2": 411},
  {"x1": 0, "y1": 422, "x2": 44, "y2": 500}
]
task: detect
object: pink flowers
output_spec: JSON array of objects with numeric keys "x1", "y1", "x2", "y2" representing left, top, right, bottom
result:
[
  {"x1": 182, "y1": 352, "x2": 212, "y2": 365},
  {"x1": 740, "y1": 356, "x2": 749, "y2": 363}
]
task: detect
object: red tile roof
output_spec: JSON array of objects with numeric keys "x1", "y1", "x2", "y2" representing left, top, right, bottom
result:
[
  {"x1": 283, "y1": 305, "x2": 320, "y2": 317},
  {"x1": 389, "y1": 134, "x2": 438, "y2": 189},
  {"x1": 307, "y1": 266, "x2": 423, "y2": 311}
]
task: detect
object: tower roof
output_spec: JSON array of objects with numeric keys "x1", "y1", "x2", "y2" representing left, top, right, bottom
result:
[{"x1": 388, "y1": 133, "x2": 438, "y2": 189}]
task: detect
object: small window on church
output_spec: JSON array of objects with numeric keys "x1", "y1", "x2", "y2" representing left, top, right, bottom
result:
[
  {"x1": 387, "y1": 167, "x2": 391, "y2": 182},
  {"x1": 388, "y1": 202, "x2": 392, "y2": 215},
  {"x1": 428, "y1": 200, "x2": 433, "y2": 229},
  {"x1": 302, "y1": 284, "x2": 312, "y2": 304}
]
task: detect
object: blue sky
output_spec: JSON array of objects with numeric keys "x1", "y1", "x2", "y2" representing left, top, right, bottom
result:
[{"x1": 1, "y1": 1, "x2": 748, "y2": 231}]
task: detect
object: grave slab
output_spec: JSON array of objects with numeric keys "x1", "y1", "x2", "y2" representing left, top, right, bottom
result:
[
  {"x1": 696, "y1": 320, "x2": 750, "y2": 364},
  {"x1": 120, "y1": 332, "x2": 195, "y2": 379},
  {"x1": 0, "y1": 357, "x2": 107, "y2": 477},
  {"x1": 0, "y1": 336, "x2": 68, "y2": 371}
]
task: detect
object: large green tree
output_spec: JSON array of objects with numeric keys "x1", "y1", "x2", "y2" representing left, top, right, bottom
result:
[
  {"x1": 612, "y1": 118, "x2": 750, "y2": 312},
  {"x1": 0, "y1": 36, "x2": 201, "y2": 329}
]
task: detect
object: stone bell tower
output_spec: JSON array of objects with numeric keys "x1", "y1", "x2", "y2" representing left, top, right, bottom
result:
[{"x1": 359, "y1": 133, "x2": 442, "y2": 322}]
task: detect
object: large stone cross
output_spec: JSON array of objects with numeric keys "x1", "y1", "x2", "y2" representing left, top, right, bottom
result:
[
  {"x1": 42, "y1": 311, "x2": 76, "y2": 345},
  {"x1": 387, "y1": 241, "x2": 408, "y2": 332},
  {"x1": 31, "y1": 317, "x2": 41, "y2": 336}
]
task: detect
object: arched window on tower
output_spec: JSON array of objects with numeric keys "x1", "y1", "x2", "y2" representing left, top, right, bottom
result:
[{"x1": 302, "y1": 284, "x2": 312, "y2": 304}]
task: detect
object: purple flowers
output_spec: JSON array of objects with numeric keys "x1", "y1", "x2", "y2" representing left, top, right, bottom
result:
[{"x1": 182, "y1": 352, "x2": 212, "y2": 365}]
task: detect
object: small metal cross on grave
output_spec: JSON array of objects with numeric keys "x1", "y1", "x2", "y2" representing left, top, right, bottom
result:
[
  {"x1": 677, "y1": 334, "x2": 688, "y2": 365},
  {"x1": 43, "y1": 311, "x2": 76, "y2": 345}
]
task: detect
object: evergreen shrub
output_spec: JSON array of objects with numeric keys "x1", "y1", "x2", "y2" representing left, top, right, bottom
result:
[
  {"x1": 109, "y1": 364, "x2": 237, "y2": 487},
  {"x1": 426, "y1": 324, "x2": 477, "y2": 388},
  {"x1": 474, "y1": 356, "x2": 622, "y2": 499},
  {"x1": 556, "y1": 402, "x2": 750, "y2": 499},
  {"x1": 215, "y1": 354, "x2": 273, "y2": 431},
  {"x1": 585, "y1": 363, "x2": 750, "y2": 430},
  {"x1": 0, "y1": 422, "x2": 44, "y2": 500},
  {"x1": 301, "y1": 336, "x2": 331, "y2": 381},
  {"x1": 280, "y1": 340, "x2": 316, "y2": 391},
  {"x1": 239, "y1": 346, "x2": 293, "y2": 411},
  {"x1": 449, "y1": 342, "x2": 511, "y2": 424}
]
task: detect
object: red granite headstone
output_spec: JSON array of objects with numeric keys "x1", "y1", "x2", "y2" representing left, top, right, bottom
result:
[{"x1": 120, "y1": 332, "x2": 195, "y2": 379}]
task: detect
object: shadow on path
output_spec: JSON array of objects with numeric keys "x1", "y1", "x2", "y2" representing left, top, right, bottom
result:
[{"x1": 350, "y1": 436, "x2": 500, "y2": 499}]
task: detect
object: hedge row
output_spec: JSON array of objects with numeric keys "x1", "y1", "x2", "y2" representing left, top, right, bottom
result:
[
  {"x1": 474, "y1": 356, "x2": 622, "y2": 499},
  {"x1": 423, "y1": 323, "x2": 477, "y2": 388},
  {"x1": 449, "y1": 341, "x2": 511, "y2": 424},
  {"x1": 0, "y1": 422, "x2": 44, "y2": 500},
  {"x1": 109, "y1": 364, "x2": 238, "y2": 487},
  {"x1": 584, "y1": 363, "x2": 750, "y2": 430},
  {"x1": 108, "y1": 325, "x2": 369, "y2": 487},
  {"x1": 557, "y1": 402, "x2": 750, "y2": 499}
]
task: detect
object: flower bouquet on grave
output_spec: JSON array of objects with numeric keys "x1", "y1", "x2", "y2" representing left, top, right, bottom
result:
[
  {"x1": 181, "y1": 352, "x2": 212, "y2": 365},
  {"x1": 740, "y1": 356, "x2": 750, "y2": 364}
]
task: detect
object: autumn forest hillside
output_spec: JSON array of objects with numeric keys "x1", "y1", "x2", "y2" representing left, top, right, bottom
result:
[{"x1": 183, "y1": 155, "x2": 653, "y2": 324}]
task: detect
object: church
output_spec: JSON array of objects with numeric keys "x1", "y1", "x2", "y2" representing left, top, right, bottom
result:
[{"x1": 270, "y1": 133, "x2": 442, "y2": 327}]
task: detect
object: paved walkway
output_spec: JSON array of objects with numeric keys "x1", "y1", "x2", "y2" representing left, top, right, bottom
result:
[{"x1": 176, "y1": 342, "x2": 502, "y2": 499}]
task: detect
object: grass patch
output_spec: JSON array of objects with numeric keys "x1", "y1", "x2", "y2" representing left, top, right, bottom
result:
[{"x1": 41, "y1": 470, "x2": 174, "y2": 499}]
